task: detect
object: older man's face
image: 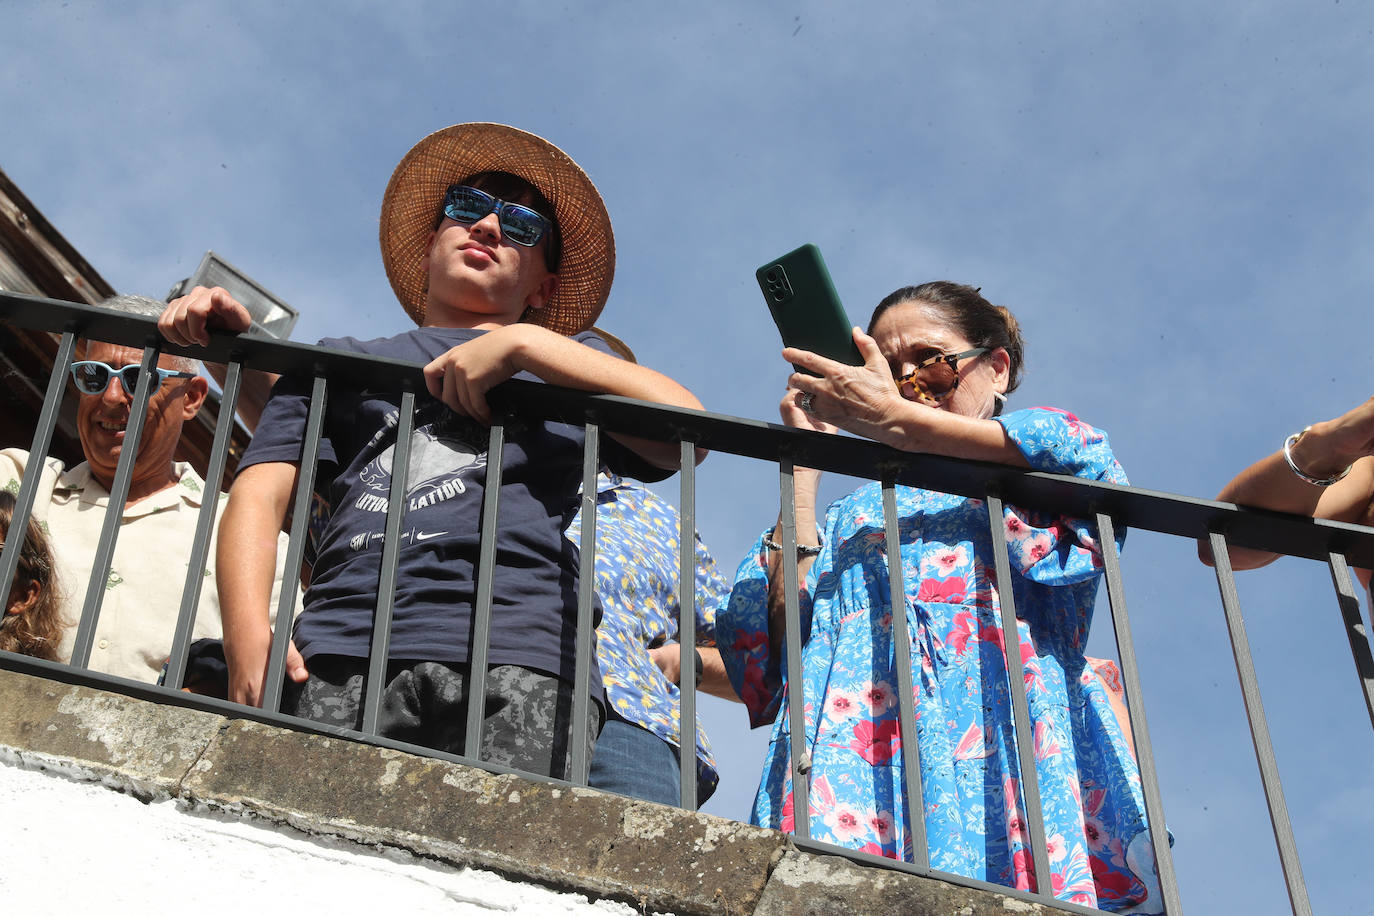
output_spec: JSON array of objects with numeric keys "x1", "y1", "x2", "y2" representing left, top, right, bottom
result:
[{"x1": 75, "y1": 342, "x2": 205, "y2": 494}]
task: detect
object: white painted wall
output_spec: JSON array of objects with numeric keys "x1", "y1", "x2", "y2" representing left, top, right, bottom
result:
[{"x1": 0, "y1": 758, "x2": 669, "y2": 915}]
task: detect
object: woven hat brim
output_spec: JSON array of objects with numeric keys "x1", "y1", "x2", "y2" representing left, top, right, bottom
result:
[
  {"x1": 379, "y1": 123, "x2": 614, "y2": 335},
  {"x1": 589, "y1": 326, "x2": 636, "y2": 364}
]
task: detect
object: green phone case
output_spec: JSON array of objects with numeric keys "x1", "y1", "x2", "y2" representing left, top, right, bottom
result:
[{"x1": 756, "y1": 243, "x2": 864, "y2": 371}]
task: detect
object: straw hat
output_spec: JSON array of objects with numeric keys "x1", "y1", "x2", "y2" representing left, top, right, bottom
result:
[
  {"x1": 589, "y1": 326, "x2": 636, "y2": 363},
  {"x1": 379, "y1": 123, "x2": 615, "y2": 334}
]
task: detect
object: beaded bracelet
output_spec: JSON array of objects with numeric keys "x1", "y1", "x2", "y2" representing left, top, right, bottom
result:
[
  {"x1": 763, "y1": 526, "x2": 823, "y2": 556},
  {"x1": 1283, "y1": 426, "x2": 1352, "y2": 487}
]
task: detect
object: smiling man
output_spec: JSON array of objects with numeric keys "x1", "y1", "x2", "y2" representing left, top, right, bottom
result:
[
  {"x1": 158, "y1": 123, "x2": 704, "y2": 780},
  {"x1": 0, "y1": 294, "x2": 292, "y2": 682}
]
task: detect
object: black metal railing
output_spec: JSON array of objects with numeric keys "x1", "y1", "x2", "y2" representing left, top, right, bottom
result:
[{"x1": 3, "y1": 291, "x2": 1373, "y2": 916}]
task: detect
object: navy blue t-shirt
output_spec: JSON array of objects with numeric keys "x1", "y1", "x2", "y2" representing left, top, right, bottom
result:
[{"x1": 238, "y1": 326, "x2": 656, "y2": 693}]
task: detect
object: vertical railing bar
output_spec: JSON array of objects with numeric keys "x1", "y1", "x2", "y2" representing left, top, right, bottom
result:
[
  {"x1": 1326, "y1": 551, "x2": 1374, "y2": 731},
  {"x1": 360, "y1": 390, "x2": 416, "y2": 734},
  {"x1": 779, "y1": 458, "x2": 810, "y2": 840},
  {"x1": 984, "y1": 493, "x2": 1053, "y2": 897},
  {"x1": 163, "y1": 358, "x2": 244, "y2": 690},
  {"x1": 678, "y1": 438, "x2": 699, "y2": 811},
  {"x1": 0, "y1": 331, "x2": 75, "y2": 616},
  {"x1": 1094, "y1": 512, "x2": 1182, "y2": 915},
  {"x1": 1207, "y1": 531, "x2": 1311, "y2": 916},
  {"x1": 881, "y1": 479, "x2": 929, "y2": 867},
  {"x1": 261, "y1": 375, "x2": 328, "y2": 713},
  {"x1": 70, "y1": 344, "x2": 161, "y2": 668},
  {"x1": 569, "y1": 423, "x2": 600, "y2": 785},
  {"x1": 463, "y1": 422, "x2": 505, "y2": 762}
]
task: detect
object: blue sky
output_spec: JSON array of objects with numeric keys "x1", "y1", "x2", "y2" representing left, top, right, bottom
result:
[{"x1": 4, "y1": 2, "x2": 1373, "y2": 911}]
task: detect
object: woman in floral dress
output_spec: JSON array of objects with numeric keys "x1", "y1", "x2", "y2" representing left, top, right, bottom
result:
[{"x1": 718, "y1": 282, "x2": 1161, "y2": 912}]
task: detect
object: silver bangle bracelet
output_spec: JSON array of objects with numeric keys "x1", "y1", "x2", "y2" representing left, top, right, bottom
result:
[
  {"x1": 763, "y1": 527, "x2": 823, "y2": 556},
  {"x1": 1283, "y1": 426, "x2": 1352, "y2": 487}
]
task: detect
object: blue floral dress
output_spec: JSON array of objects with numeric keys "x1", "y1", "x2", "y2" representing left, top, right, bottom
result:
[{"x1": 718, "y1": 408, "x2": 1161, "y2": 912}]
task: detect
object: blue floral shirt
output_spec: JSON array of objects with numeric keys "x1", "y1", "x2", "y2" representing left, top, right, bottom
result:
[
  {"x1": 718, "y1": 408, "x2": 1162, "y2": 912},
  {"x1": 568, "y1": 472, "x2": 729, "y2": 801}
]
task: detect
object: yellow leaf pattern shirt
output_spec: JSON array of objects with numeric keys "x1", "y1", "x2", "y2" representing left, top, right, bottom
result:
[{"x1": 568, "y1": 472, "x2": 729, "y2": 800}]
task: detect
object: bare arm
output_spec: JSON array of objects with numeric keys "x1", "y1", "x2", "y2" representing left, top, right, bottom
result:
[
  {"x1": 218, "y1": 460, "x2": 308, "y2": 706},
  {"x1": 762, "y1": 391, "x2": 831, "y2": 666},
  {"x1": 647, "y1": 645, "x2": 739, "y2": 701},
  {"x1": 695, "y1": 647, "x2": 736, "y2": 700},
  {"x1": 1201, "y1": 398, "x2": 1374, "y2": 580},
  {"x1": 782, "y1": 328, "x2": 1029, "y2": 466},
  {"x1": 422, "y1": 324, "x2": 706, "y2": 470}
]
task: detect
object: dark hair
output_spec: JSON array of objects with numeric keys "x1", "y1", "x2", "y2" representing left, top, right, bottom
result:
[
  {"x1": 0, "y1": 490, "x2": 66, "y2": 661},
  {"x1": 867, "y1": 281, "x2": 1025, "y2": 396},
  {"x1": 433, "y1": 170, "x2": 563, "y2": 273}
]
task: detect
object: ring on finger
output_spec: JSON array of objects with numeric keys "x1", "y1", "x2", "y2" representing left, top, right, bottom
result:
[{"x1": 799, "y1": 392, "x2": 815, "y2": 413}]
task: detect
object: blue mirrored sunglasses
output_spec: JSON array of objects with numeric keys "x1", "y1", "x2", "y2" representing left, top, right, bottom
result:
[
  {"x1": 69, "y1": 361, "x2": 197, "y2": 396},
  {"x1": 441, "y1": 185, "x2": 550, "y2": 247}
]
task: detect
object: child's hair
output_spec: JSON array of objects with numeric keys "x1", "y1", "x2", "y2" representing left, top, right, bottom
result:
[{"x1": 0, "y1": 490, "x2": 66, "y2": 661}]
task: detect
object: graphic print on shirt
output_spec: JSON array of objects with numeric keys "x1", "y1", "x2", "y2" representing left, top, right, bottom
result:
[{"x1": 350, "y1": 404, "x2": 488, "y2": 552}]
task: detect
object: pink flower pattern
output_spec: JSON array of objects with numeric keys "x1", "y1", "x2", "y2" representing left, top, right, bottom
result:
[
  {"x1": 825, "y1": 689, "x2": 860, "y2": 720},
  {"x1": 719, "y1": 408, "x2": 1160, "y2": 913},
  {"x1": 860, "y1": 681, "x2": 897, "y2": 715},
  {"x1": 870, "y1": 810, "x2": 896, "y2": 844}
]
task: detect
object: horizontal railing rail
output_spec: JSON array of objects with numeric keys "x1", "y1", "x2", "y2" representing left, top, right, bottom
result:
[{"x1": 3, "y1": 291, "x2": 1372, "y2": 916}]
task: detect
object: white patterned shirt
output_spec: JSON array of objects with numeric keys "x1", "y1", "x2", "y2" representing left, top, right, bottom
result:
[{"x1": 0, "y1": 448, "x2": 292, "y2": 683}]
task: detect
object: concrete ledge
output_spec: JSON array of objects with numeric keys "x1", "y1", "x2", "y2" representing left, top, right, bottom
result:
[
  {"x1": 0, "y1": 667, "x2": 224, "y2": 800},
  {"x1": 0, "y1": 666, "x2": 1060, "y2": 916},
  {"x1": 756, "y1": 850, "x2": 1056, "y2": 915},
  {"x1": 184, "y1": 718, "x2": 784, "y2": 915}
]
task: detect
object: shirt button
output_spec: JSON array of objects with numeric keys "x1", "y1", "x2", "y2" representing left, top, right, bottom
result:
[{"x1": 98, "y1": 639, "x2": 109, "y2": 650}]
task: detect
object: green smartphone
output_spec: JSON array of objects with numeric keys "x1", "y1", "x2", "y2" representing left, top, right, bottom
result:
[{"x1": 756, "y1": 243, "x2": 864, "y2": 373}]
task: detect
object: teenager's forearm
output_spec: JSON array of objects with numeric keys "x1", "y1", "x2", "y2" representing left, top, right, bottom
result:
[
  {"x1": 513, "y1": 327, "x2": 706, "y2": 467},
  {"x1": 512, "y1": 326, "x2": 704, "y2": 411},
  {"x1": 218, "y1": 462, "x2": 298, "y2": 696}
]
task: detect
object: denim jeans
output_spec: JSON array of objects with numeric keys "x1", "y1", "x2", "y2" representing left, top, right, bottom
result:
[{"x1": 587, "y1": 716, "x2": 681, "y2": 805}]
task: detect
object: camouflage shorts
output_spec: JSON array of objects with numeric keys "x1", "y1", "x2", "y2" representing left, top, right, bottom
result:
[{"x1": 283, "y1": 657, "x2": 602, "y2": 781}]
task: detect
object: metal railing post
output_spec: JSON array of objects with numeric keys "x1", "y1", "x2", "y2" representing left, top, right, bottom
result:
[
  {"x1": 678, "y1": 438, "x2": 699, "y2": 811},
  {"x1": 70, "y1": 344, "x2": 162, "y2": 668},
  {"x1": 1207, "y1": 531, "x2": 1312, "y2": 916},
  {"x1": 360, "y1": 390, "x2": 416, "y2": 733},
  {"x1": 261, "y1": 375, "x2": 328, "y2": 714},
  {"x1": 1326, "y1": 551, "x2": 1374, "y2": 730},
  {"x1": 569, "y1": 422, "x2": 601, "y2": 785},
  {"x1": 163, "y1": 358, "x2": 244, "y2": 690},
  {"x1": 880, "y1": 479, "x2": 928, "y2": 867},
  {"x1": 984, "y1": 493, "x2": 1052, "y2": 896},
  {"x1": 778, "y1": 457, "x2": 811, "y2": 841},
  {"x1": 463, "y1": 422, "x2": 505, "y2": 761},
  {"x1": 0, "y1": 330, "x2": 76, "y2": 616},
  {"x1": 1095, "y1": 512, "x2": 1181, "y2": 914}
]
